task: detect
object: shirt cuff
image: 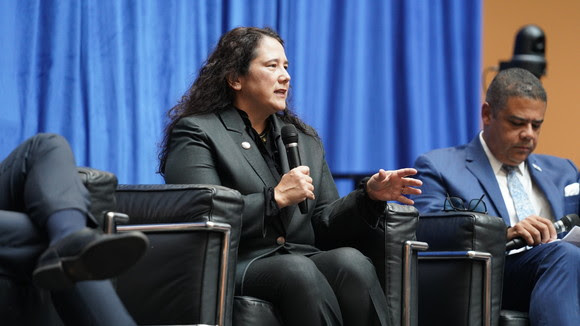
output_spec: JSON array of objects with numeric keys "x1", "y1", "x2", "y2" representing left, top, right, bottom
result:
[
  {"x1": 264, "y1": 187, "x2": 281, "y2": 217},
  {"x1": 357, "y1": 177, "x2": 387, "y2": 227}
]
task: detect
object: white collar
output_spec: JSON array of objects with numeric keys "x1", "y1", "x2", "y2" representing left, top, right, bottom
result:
[{"x1": 479, "y1": 131, "x2": 526, "y2": 176}]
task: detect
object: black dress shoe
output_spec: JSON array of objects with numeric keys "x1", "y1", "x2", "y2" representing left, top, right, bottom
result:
[{"x1": 33, "y1": 227, "x2": 148, "y2": 290}]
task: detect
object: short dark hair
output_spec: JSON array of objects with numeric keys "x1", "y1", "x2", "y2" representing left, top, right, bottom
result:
[{"x1": 486, "y1": 68, "x2": 547, "y2": 115}]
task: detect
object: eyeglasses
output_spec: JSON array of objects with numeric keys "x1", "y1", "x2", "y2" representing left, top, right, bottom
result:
[{"x1": 444, "y1": 194, "x2": 487, "y2": 214}]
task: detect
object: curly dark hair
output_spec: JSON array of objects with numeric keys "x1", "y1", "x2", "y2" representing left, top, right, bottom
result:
[{"x1": 158, "y1": 26, "x2": 314, "y2": 175}]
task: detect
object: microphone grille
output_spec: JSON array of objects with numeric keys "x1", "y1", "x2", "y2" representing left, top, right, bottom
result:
[
  {"x1": 281, "y1": 125, "x2": 298, "y2": 144},
  {"x1": 563, "y1": 214, "x2": 580, "y2": 230}
]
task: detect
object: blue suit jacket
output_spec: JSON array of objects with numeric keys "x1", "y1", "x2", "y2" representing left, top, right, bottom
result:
[{"x1": 412, "y1": 136, "x2": 580, "y2": 226}]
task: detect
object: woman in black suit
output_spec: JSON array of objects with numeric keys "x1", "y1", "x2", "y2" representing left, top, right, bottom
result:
[{"x1": 159, "y1": 27, "x2": 422, "y2": 326}]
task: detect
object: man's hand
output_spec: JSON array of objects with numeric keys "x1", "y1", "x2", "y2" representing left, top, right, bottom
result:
[
  {"x1": 507, "y1": 215, "x2": 557, "y2": 246},
  {"x1": 365, "y1": 168, "x2": 422, "y2": 205}
]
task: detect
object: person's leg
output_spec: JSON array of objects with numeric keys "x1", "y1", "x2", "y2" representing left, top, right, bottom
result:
[
  {"x1": 241, "y1": 253, "x2": 343, "y2": 326},
  {"x1": 503, "y1": 241, "x2": 580, "y2": 326},
  {"x1": 51, "y1": 280, "x2": 136, "y2": 326},
  {"x1": 0, "y1": 134, "x2": 148, "y2": 291},
  {"x1": 310, "y1": 247, "x2": 389, "y2": 326},
  {"x1": 33, "y1": 227, "x2": 149, "y2": 290},
  {"x1": 0, "y1": 133, "x2": 93, "y2": 229}
]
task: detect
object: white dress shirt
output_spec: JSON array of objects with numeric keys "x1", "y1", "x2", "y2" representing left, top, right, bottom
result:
[{"x1": 479, "y1": 132, "x2": 554, "y2": 226}]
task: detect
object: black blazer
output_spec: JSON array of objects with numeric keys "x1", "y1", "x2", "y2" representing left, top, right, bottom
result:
[{"x1": 164, "y1": 106, "x2": 383, "y2": 289}]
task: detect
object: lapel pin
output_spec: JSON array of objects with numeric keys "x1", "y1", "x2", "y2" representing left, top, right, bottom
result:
[
  {"x1": 241, "y1": 141, "x2": 251, "y2": 150},
  {"x1": 532, "y1": 163, "x2": 542, "y2": 172}
]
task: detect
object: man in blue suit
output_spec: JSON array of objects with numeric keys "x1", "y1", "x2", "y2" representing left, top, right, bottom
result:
[{"x1": 412, "y1": 68, "x2": 580, "y2": 326}]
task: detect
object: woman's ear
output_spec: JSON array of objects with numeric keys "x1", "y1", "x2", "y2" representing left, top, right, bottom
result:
[{"x1": 227, "y1": 74, "x2": 242, "y2": 91}]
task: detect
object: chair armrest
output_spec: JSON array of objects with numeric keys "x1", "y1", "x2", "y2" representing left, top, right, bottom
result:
[
  {"x1": 115, "y1": 184, "x2": 243, "y2": 228},
  {"x1": 114, "y1": 184, "x2": 244, "y2": 326},
  {"x1": 324, "y1": 203, "x2": 422, "y2": 326},
  {"x1": 383, "y1": 204, "x2": 424, "y2": 326},
  {"x1": 77, "y1": 167, "x2": 118, "y2": 226},
  {"x1": 416, "y1": 212, "x2": 507, "y2": 326}
]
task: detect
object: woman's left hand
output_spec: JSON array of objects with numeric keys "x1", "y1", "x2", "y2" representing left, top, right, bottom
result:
[{"x1": 365, "y1": 168, "x2": 422, "y2": 205}]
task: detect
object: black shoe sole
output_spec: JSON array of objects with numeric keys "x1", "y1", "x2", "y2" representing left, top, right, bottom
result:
[{"x1": 33, "y1": 232, "x2": 148, "y2": 291}]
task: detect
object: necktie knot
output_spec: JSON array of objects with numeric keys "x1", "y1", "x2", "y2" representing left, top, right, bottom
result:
[{"x1": 503, "y1": 164, "x2": 517, "y2": 175}]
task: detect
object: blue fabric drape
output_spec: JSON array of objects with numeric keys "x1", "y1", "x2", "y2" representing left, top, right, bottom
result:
[{"x1": 0, "y1": 0, "x2": 481, "y2": 194}]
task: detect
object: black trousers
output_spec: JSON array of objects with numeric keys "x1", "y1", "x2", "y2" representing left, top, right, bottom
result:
[
  {"x1": 0, "y1": 133, "x2": 135, "y2": 325},
  {"x1": 241, "y1": 247, "x2": 389, "y2": 326}
]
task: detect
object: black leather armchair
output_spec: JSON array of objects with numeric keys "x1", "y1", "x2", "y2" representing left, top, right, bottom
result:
[
  {"x1": 111, "y1": 182, "x2": 427, "y2": 326},
  {"x1": 0, "y1": 168, "x2": 240, "y2": 326},
  {"x1": 112, "y1": 184, "x2": 243, "y2": 326},
  {"x1": 416, "y1": 211, "x2": 530, "y2": 326},
  {"x1": 0, "y1": 166, "x2": 427, "y2": 326}
]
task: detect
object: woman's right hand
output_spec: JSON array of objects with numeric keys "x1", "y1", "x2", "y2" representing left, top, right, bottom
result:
[{"x1": 274, "y1": 166, "x2": 315, "y2": 208}]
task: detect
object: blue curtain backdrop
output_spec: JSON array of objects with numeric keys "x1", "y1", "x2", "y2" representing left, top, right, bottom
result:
[{"x1": 0, "y1": 0, "x2": 482, "y2": 195}]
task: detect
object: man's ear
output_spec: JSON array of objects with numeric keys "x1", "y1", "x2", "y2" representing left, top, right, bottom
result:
[
  {"x1": 227, "y1": 74, "x2": 242, "y2": 91},
  {"x1": 481, "y1": 102, "x2": 492, "y2": 125}
]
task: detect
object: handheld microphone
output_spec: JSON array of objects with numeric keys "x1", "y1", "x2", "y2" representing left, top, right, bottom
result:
[
  {"x1": 281, "y1": 125, "x2": 308, "y2": 214},
  {"x1": 506, "y1": 214, "x2": 580, "y2": 251}
]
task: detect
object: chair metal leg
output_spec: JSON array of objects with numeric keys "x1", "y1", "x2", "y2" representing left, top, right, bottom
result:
[{"x1": 402, "y1": 241, "x2": 429, "y2": 326}]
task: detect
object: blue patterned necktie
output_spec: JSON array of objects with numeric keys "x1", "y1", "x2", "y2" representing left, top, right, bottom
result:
[{"x1": 503, "y1": 165, "x2": 535, "y2": 221}]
